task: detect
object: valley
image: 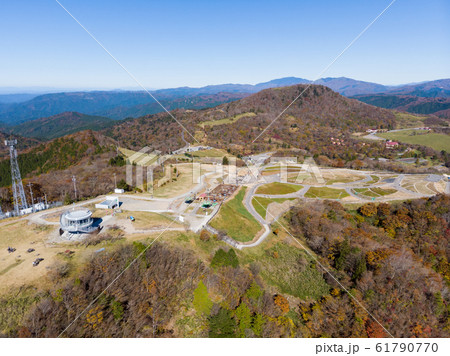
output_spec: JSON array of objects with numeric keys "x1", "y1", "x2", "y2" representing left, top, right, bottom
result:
[{"x1": 0, "y1": 82, "x2": 449, "y2": 339}]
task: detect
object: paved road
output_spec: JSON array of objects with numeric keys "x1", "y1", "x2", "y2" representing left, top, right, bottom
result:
[
  {"x1": 18, "y1": 161, "x2": 448, "y2": 251},
  {"x1": 211, "y1": 166, "x2": 446, "y2": 250},
  {"x1": 23, "y1": 171, "x2": 218, "y2": 236}
]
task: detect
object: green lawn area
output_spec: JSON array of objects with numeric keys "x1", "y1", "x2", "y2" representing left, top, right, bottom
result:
[
  {"x1": 378, "y1": 130, "x2": 450, "y2": 152},
  {"x1": 210, "y1": 187, "x2": 261, "y2": 242},
  {"x1": 256, "y1": 182, "x2": 302, "y2": 195},
  {"x1": 304, "y1": 187, "x2": 349, "y2": 199},
  {"x1": 325, "y1": 176, "x2": 364, "y2": 185},
  {"x1": 239, "y1": 242, "x2": 329, "y2": 300},
  {"x1": 365, "y1": 175, "x2": 380, "y2": 185},
  {"x1": 353, "y1": 187, "x2": 397, "y2": 198},
  {"x1": 393, "y1": 111, "x2": 426, "y2": 129},
  {"x1": 119, "y1": 147, "x2": 159, "y2": 165},
  {"x1": 191, "y1": 148, "x2": 230, "y2": 158},
  {"x1": 199, "y1": 112, "x2": 256, "y2": 128},
  {"x1": 251, "y1": 197, "x2": 295, "y2": 219},
  {"x1": 263, "y1": 165, "x2": 302, "y2": 172}
]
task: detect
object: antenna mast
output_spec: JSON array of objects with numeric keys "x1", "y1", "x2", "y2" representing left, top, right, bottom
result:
[
  {"x1": 72, "y1": 175, "x2": 78, "y2": 201},
  {"x1": 27, "y1": 182, "x2": 35, "y2": 213},
  {"x1": 5, "y1": 140, "x2": 28, "y2": 215}
]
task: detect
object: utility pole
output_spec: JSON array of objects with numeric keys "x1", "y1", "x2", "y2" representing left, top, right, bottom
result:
[
  {"x1": 44, "y1": 193, "x2": 48, "y2": 208},
  {"x1": 27, "y1": 182, "x2": 34, "y2": 213},
  {"x1": 72, "y1": 175, "x2": 78, "y2": 201},
  {"x1": 5, "y1": 140, "x2": 28, "y2": 215},
  {"x1": 113, "y1": 173, "x2": 117, "y2": 189}
]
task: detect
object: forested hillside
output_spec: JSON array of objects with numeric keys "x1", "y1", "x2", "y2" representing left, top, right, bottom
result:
[
  {"x1": 0, "y1": 131, "x2": 40, "y2": 160},
  {"x1": 105, "y1": 84, "x2": 397, "y2": 158},
  {"x1": 352, "y1": 94, "x2": 450, "y2": 118},
  {"x1": 9, "y1": 112, "x2": 115, "y2": 140},
  {"x1": 0, "y1": 131, "x2": 115, "y2": 188},
  {"x1": 3, "y1": 194, "x2": 448, "y2": 337}
]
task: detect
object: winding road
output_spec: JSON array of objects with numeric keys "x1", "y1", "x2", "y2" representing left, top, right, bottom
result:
[{"x1": 208, "y1": 164, "x2": 445, "y2": 249}]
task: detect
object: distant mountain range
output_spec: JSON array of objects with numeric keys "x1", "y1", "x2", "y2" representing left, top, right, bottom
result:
[
  {"x1": 8, "y1": 112, "x2": 115, "y2": 140},
  {"x1": 351, "y1": 94, "x2": 450, "y2": 118},
  {"x1": 350, "y1": 78, "x2": 450, "y2": 118},
  {"x1": 0, "y1": 91, "x2": 248, "y2": 125},
  {"x1": 0, "y1": 77, "x2": 448, "y2": 126},
  {"x1": 106, "y1": 84, "x2": 397, "y2": 154}
]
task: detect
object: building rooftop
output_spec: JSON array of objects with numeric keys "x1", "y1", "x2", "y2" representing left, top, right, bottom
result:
[{"x1": 63, "y1": 208, "x2": 92, "y2": 221}]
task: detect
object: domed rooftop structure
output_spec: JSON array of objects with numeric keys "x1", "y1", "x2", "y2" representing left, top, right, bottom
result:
[{"x1": 60, "y1": 207, "x2": 96, "y2": 234}]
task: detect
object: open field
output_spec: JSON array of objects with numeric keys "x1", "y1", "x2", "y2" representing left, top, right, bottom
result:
[
  {"x1": 153, "y1": 164, "x2": 209, "y2": 198},
  {"x1": 210, "y1": 187, "x2": 261, "y2": 242},
  {"x1": 262, "y1": 165, "x2": 302, "y2": 174},
  {"x1": 0, "y1": 219, "x2": 74, "y2": 294},
  {"x1": 256, "y1": 182, "x2": 302, "y2": 195},
  {"x1": 251, "y1": 197, "x2": 294, "y2": 219},
  {"x1": 114, "y1": 211, "x2": 182, "y2": 230},
  {"x1": 364, "y1": 175, "x2": 380, "y2": 185},
  {"x1": 393, "y1": 111, "x2": 426, "y2": 129},
  {"x1": 190, "y1": 148, "x2": 229, "y2": 158},
  {"x1": 378, "y1": 130, "x2": 450, "y2": 152},
  {"x1": 237, "y1": 233, "x2": 329, "y2": 300},
  {"x1": 353, "y1": 187, "x2": 397, "y2": 198},
  {"x1": 0, "y1": 207, "x2": 186, "y2": 297},
  {"x1": 304, "y1": 186, "x2": 349, "y2": 199},
  {"x1": 199, "y1": 112, "x2": 256, "y2": 128},
  {"x1": 119, "y1": 147, "x2": 159, "y2": 165},
  {"x1": 322, "y1": 170, "x2": 366, "y2": 185}
]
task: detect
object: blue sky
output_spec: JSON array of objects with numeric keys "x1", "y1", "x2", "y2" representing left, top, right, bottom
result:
[{"x1": 0, "y1": 0, "x2": 448, "y2": 90}]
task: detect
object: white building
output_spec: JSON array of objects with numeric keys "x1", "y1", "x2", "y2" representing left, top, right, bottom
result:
[
  {"x1": 60, "y1": 208, "x2": 96, "y2": 233},
  {"x1": 95, "y1": 196, "x2": 120, "y2": 209}
]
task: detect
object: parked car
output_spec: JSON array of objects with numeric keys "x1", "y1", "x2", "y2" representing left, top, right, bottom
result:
[{"x1": 32, "y1": 258, "x2": 44, "y2": 267}]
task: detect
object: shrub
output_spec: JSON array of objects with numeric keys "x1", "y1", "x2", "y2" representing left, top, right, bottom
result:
[
  {"x1": 274, "y1": 294, "x2": 289, "y2": 314},
  {"x1": 199, "y1": 230, "x2": 211, "y2": 242},
  {"x1": 359, "y1": 203, "x2": 377, "y2": 217},
  {"x1": 110, "y1": 299, "x2": 124, "y2": 321},
  {"x1": 246, "y1": 282, "x2": 263, "y2": 301},
  {"x1": 208, "y1": 308, "x2": 236, "y2": 337},
  {"x1": 193, "y1": 281, "x2": 213, "y2": 315},
  {"x1": 211, "y1": 248, "x2": 239, "y2": 268},
  {"x1": 117, "y1": 179, "x2": 131, "y2": 192},
  {"x1": 108, "y1": 155, "x2": 126, "y2": 167}
]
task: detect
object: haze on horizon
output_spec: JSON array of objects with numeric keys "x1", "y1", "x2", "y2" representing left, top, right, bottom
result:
[{"x1": 0, "y1": 0, "x2": 449, "y2": 91}]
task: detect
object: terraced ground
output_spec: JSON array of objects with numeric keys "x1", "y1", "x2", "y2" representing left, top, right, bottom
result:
[
  {"x1": 353, "y1": 187, "x2": 397, "y2": 198},
  {"x1": 119, "y1": 147, "x2": 159, "y2": 165},
  {"x1": 304, "y1": 186, "x2": 349, "y2": 199},
  {"x1": 322, "y1": 171, "x2": 365, "y2": 185},
  {"x1": 255, "y1": 182, "x2": 302, "y2": 195},
  {"x1": 401, "y1": 176, "x2": 447, "y2": 195},
  {"x1": 363, "y1": 175, "x2": 380, "y2": 185},
  {"x1": 251, "y1": 197, "x2": 295, "y2": 219}
]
